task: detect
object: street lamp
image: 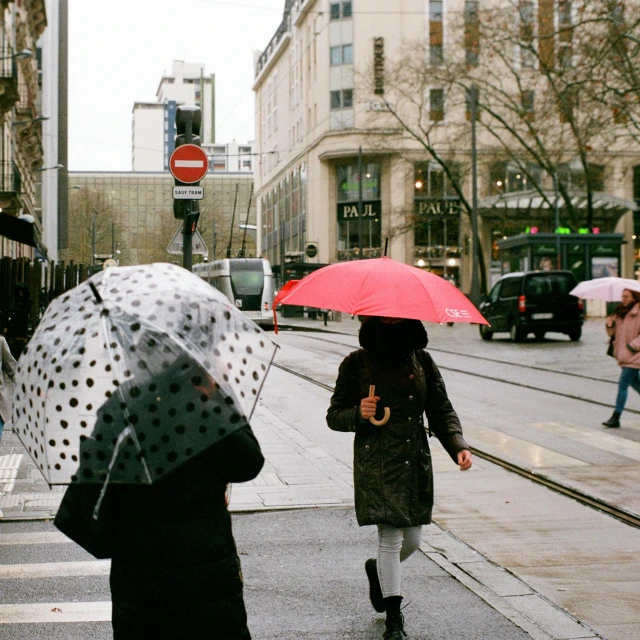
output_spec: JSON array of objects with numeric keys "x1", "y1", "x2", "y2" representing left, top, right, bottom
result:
[
  {"x1": 12, "y1": 115, "x2": 49, "y2": 127},
  {"x1": 0, "y1": 49, "x2": 33, "y2": 61}
]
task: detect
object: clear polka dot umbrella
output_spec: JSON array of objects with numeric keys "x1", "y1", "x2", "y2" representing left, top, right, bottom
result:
[{"x1": 12, "y1": 263, "x2": 277, "y2": 485}]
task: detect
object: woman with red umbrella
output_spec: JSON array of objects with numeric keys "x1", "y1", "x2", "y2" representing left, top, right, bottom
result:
[{"x1": 327, "y1": 316, "x2": 473, "y2": 640}]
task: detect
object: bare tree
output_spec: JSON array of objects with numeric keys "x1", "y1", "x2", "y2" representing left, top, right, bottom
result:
[{"x1": 62, "y1": 188, "x2": 125, "y2": 266}]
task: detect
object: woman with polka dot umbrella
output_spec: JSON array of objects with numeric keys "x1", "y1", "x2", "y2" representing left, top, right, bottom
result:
[{"x1": 12, "y1": 262, "x2": 278, "y2": 486}]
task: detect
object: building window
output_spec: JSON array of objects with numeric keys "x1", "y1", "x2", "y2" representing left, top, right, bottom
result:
[
  {"x1": 490, "y1": 161, "x2": 543, "y2": 194},
  {"x1": 558, "y1": 0, "x2": 573, "y2": 68},
  {"x1": 464, "y1": 0, "x2": 479, "y2": 66},
  {"x1": 331, "y1": 89, "x2": 354, "y2": 110},
  {"x1": 519, "y1": 0, "x2": 536, "y2": 68},
  {"x1": 430, "y1": 89, "x2": 444, "y2": 121},
  {"x1": 429, "y1": 0, "x2": 444, "y2": 65},
  {"x1": 331, "y1": 44, "x2": 353, "y2": 66},
  {"x1": 521, "y1": 90, "x2": 535, "y2": 120},
  {"x1": 330, "y1": 1, "x2": 352, "y2": 20}
]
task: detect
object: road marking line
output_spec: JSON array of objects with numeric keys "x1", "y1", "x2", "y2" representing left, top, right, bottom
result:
[
  {"x1": 532, "y1": 421, "x2": 640, "y2": 462},
  {"x1": 0, "y1": 532, "x2": 70, "y2": 546},
  {"x1": 0, "y1": 560, "x2": 110, "y2": 579},
  {"x1": 0, "y1": 601, "x2": 112, "y2": 624},
  {"x1": 464, "y1": 425, "x2": 588, "y2": 469}
]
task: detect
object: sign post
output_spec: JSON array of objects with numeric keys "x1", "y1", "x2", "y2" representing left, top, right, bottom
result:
[{"x1": 170, "y1": 106, "x2": 206, "y2": 271}]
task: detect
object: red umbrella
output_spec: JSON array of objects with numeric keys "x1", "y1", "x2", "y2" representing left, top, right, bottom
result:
[
  {"x1": 272, "y1": 279, "x2": 300, "y2": 334},
  {"x1": 279, "y1": 257, "x2": 487, "y2": 325},
  {"x1": 279, "y1": 257, "x2": 487, "y2": 426}
]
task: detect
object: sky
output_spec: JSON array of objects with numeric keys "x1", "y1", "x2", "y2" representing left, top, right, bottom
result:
[{"x1": 68, "y1": 0, "x2": 285, "y2": 171}]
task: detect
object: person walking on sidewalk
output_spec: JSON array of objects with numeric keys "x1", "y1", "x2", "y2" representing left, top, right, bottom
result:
[
  {"x1": 0, "y1": 335, "x2": 17, "y2": 441},
  {"x1": 603, "y1": 288, "x2": 640, "y2": 428},
  {"x1": 327, "y1": 316, "x2": 473, "y2": 639}
]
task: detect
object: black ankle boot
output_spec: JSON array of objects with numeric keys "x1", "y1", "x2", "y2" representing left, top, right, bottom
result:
[
  {"x1": 383, "y1": 596, "x2": 407, "y2": 639},
  {"x1": 602, "y1": 411, "x2": 621, "y2": 428},
  {"x1": 365, "y1": 559, "x2": 385, "y2": 612}
]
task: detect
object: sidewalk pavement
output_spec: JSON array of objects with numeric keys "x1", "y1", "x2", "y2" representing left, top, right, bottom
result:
[{"x1": 0, "y1": 313, "x2": 605, "y2": 639}]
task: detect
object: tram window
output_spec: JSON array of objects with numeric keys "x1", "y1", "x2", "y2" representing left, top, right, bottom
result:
[{"x1": 230, "y1": 271, "x2": 264, "y2": 294}]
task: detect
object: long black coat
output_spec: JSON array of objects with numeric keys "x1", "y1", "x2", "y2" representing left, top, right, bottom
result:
[
  {"x1": 327, "y1": 349, "x2": 468, "y2": 528},
  {"x1": 109, "y1": 425, "x2": 264, "y2": 640}
]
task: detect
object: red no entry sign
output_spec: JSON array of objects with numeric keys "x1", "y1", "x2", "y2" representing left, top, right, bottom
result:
[{"x1": 169, "y1": 144, "x2": 209, "y2": 183}]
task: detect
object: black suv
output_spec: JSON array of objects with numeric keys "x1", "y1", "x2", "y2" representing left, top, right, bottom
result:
[{"x1": 479, "y1": 271, "x2": 584, "y2": 342}]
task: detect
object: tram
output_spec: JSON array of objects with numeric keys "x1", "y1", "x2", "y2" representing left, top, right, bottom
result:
[{"x1": 193, "y1": 258, "x2": 275, "y2": 327}]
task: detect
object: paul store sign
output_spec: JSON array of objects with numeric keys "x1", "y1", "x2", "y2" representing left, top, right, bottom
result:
[{"x1": 337, "y1": 200, "x2": 382, "y2": 221}]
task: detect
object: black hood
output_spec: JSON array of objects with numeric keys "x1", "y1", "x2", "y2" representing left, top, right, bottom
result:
[{"x1": 358, "y1": 318, "x2": 428, "y2": 366}]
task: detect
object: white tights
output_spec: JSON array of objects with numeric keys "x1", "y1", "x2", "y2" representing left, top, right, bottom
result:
[{"x1": 376, "y1": 524, "x2": 423, "y2": 598}]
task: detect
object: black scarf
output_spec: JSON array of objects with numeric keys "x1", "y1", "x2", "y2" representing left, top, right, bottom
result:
[{"x1": 358, "y1": 318, "x2": 428, "y2": 367}]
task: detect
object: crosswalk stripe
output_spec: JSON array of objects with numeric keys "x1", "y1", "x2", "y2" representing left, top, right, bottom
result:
[
  {"x1": 0, "y1": 532, "x2": 70, "y2": 546},
  {"x1": 0, "y1": 560, "x2": 110, "y2": 579},
  {"x1": 0, "y1": 602, "x2": 112, "y2": 624}
]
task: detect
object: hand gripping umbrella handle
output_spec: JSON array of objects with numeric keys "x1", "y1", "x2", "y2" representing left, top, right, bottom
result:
[{"x1": 368, "y1": 385, "x2": 390, "y2": 426}]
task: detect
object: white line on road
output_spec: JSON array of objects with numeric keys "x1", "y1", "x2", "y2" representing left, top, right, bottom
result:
[
  {"x1": 0, "y1": 532, "x2": 70, "y2": 546},
  {"x1": 0, "y1": 601, "x2": 112, "y2": 624},
  {"x1": 0, "y1": 560, "x2": 110, "y2": 579}
]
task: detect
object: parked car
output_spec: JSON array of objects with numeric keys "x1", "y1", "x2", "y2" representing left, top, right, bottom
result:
[{"x1": 479, "y1": 271, "x2": 584, "y2": 342}]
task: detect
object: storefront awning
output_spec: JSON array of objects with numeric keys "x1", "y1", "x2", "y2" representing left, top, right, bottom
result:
[
  {"x1": 478, "y1": 189, "x2": 637, "y2": 219},
  {"x1": 0, "y1": 212, "x2": 49, "y2": 260}
]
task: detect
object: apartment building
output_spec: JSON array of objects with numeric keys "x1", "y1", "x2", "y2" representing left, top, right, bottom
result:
[
  {"x1": 253, "y1": 0, "x2": 640, "y2": 291},
  {"x1": 132, "y1": 60, "x2": 254, "y2": 175},
  {"x1": 0, "y1": 0, "x2": 49, "y2": 261}
]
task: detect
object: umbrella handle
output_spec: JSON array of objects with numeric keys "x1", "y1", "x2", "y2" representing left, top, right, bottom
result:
[{"x1": 368, "y1": 385, "x2": 391, "y2": 426}]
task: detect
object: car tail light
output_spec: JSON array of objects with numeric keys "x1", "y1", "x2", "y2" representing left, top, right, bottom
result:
[
  {"x1": 518, "y1": 295, "x2": 526, "y2": 313},
  {"x1": 577, "y1": 299, "x2": 584, "y2": 312}
]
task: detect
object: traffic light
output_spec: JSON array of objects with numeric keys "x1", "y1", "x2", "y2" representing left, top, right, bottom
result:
[{"x1": 173, "y1": 105, "x2": 203, "y2": 221}]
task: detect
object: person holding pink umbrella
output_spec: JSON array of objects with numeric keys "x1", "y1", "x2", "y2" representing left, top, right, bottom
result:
[
  {"x1": 603, "y1": 288, "x2": 640, "y2": 428},
  {"x1": 327, "y1": 315, "x2": 472, "y2": 640}
]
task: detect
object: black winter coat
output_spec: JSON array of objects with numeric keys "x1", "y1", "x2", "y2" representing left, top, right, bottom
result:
[
  {"x1": 327, "y1": 349, "x2": 468, "y2": 528},
  {"x1": 109, "y1": 425, "x2": 264, "y2": 640}
]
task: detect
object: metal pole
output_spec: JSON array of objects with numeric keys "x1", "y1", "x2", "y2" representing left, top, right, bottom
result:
[
  {"x1": 553, "y1": 171, "x2": 561, "y2": 269},
  {"x1": 111, "y1": 221, "x2": 115, "y2": 259},
  {"x1": 211, "y1": 205, "x2": 216, "y2": 262},
  {"x1": 91, "y1": 212, "x2": 96, "y2": 267},
  {"x1": 470, "y1": 84, "x2": 481, "y2": 305},
  {"x1": 358, "y1": 146, "x2": 363, "y2": 259},
  {"x1": 182, "y1": 118, "x2": 194, "y2": 271},
  {"x1": 239, "y1": 183, "x2": 254, "y2": 258},
  {"x1": 226, "y1": 183, "x2": 239, "y2": 258},
  {"x1": 443, "y1": 217, "x2": 448, "y2": 278}
]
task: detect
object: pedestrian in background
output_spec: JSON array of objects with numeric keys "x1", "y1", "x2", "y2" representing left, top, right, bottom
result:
[
  {"x1": 321, "y1": 308, "x2": 329, "y2": 326},
  {"x1": 327, "y1": 316, "x2": 472, "y2": 640},
  {"x1": 0, "y1": 335, "x2": 17, "y2": 442},
  {"x1": 603, "y1": 288, "x2": 640, "y2": 428}
]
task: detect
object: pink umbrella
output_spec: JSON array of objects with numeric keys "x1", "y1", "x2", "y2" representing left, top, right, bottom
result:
[
  {"x1": 280, "y1": 257, "x2": 487, "y2": 426},
  {"x1": 279, "y1": 257, "x2": 487, "y2": 325}
]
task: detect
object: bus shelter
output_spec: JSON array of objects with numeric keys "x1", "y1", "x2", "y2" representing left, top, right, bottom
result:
[{"x1": 497, "y1": 233, "x2": 624, "y2": 282}]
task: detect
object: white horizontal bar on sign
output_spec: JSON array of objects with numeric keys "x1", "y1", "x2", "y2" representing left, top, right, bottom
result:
[
  {"x1": 173, "y1": 186, "x2": 204, "y2": 200},
  {"x1": 0, "y1": 601, "x2": 112, "y2": 624},
  {"x1": 175, "y1": 160, "x2": 204, "y2": 167}
]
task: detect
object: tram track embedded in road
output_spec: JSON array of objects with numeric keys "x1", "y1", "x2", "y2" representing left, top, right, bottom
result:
[
  {"x1": 279, "y1": 332, "x2": 640, "y2": 416},
  {"x1": 272, "y1": 358, "x2": 640, "y2": 530}
]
